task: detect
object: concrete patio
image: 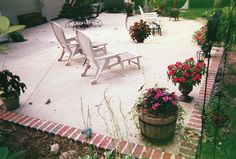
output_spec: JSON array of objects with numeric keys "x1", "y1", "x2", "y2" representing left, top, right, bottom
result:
[{"x1": 0, "y1": 13, "x2": 204, "y2": 153}]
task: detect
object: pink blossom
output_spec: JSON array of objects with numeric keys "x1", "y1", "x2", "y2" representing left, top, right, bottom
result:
[
  {"x1": 152, "y1": 103, "x2": 160, "y2": 110},
  {"x1": 163, "y1": 96, "x2": 169, "y2": 102},
  {"x1": 172, "y1": 100, "x2": 177, "y2": 106},
  {"x1": 154, "y1": 89, "x2": 164, "y2": 99}
]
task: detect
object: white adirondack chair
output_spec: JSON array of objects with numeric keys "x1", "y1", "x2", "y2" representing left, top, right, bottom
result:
[
  {"x1": 51, "y1": 22, "x2": 107, "y2": 66},
  {"x1": 76, "y1": 30, "x2": 141, "y2": 84}
]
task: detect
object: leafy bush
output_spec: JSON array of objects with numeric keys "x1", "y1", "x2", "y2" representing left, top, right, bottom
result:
[
  {"x1": 133, "y1": 0, "x2": 144, "y2": 9},
  {"x1": 103, "y1": 0, "x2": 124, "y2": 12},
  {"x1": 189, "y1": 0, "x2": 214, "y2": 8},
  {"x1": 166, "y1": 0, "x2": 186, "y2": 8}
]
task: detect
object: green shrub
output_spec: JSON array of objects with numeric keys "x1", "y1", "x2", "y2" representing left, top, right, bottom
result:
[
  {"x1": 220, "y1": 0, "x2": 231, "y2": 7},
  {"x1": 133, "y1": 0, "x2": 144, "y2": 9},
  {"x1": 166, "y1": 0, "x2": 186, "y2": 8},
  {"x1": 103, "y1": 0, "x2": 124, "y2": 12},
  {"x1": 189, "y1": 0, "x2": 214, "y2": 8}
]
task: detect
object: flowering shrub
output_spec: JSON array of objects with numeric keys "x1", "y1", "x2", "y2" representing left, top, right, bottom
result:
[
  {"x1": 129, "y1": 20, "x2": 151, "y2": 43},
  {"x1": 192, "y1": 26, "x2": 207, "y2": 46},
  {"x1": 136, "y1": 87, "x2": 178, "y2": 117},
  {"x1": 193, "y1": 26, "x2": 212, "y2": 57},
  {"x1": 167, "y1": 57, "x2": 206, "y2": 86}
]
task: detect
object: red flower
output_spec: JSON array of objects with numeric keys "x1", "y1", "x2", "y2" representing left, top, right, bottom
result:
[{"x1": 167, "y1": 58, "x2": 206, "y2": 86}]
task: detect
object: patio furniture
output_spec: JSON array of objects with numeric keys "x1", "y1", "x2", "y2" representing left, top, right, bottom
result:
[
  {"x1": 51, "y1": 22, "x2": 81, "y2": 66},
  {"x1": 76, "y1": 30, "x2": 141, "y2": 85},
  {"x1": 51, "y1": 22, "x2": 107, "y2": 66},
  {"x1": 139, "y1": 6, "x2": 161, "y2": 36}
]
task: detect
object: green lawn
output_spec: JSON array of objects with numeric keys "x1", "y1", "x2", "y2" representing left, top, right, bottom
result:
[{"x1": 180, "y1": 8, "x2": 211, "y2": 19}]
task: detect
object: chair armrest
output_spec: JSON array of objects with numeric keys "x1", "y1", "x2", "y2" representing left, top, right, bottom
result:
[
  {"x1": 144, "y1": 12, "x2": 157, "y2": 16},
  {"x1": 94, "y1": 52, "x2": 127, "y2": 60},
  {"x1": 67, "y1": 37, "x2": 77, "y2": 43},
  {"x1": 92, "y1": 41, "x2": 107, "y2": 47}
]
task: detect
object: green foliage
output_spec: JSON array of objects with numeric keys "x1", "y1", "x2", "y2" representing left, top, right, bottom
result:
[
  {"x1": 9, "y1": 32, "x2": 26, "y2": 42},
  {"x1": 217, "y1": 6, "x2": 236, "y2": 51},
  {"x1": 0, "y1": 147, "x2": 25, "y2": 159},
  {"x1": 0, "y1": 16, "x2": 25, "y2": 53},
  {"x1": 0, "y1": 16, "x2": 25, "y2": 36},
  {"x1": 0, "y1": 127, "x2": 11, "y2": 144},
  {"x1": 180, "y1": 8, "x2": 210, "y2": 19},
  {"x1": 103, "y1": 0, "x2": 124, "y2": 12},
  {"x1": 189, "y1": 0, "x2": 214, "y2": 8},
  {"x1": 133, "y1": 0, "x2": 144, "y2": 9},
  {"x1": 129, "y1": 20, "x2": 151, "y2": 43},
  {"x1": 0, "y1": 69, "x2": 27, "y2": 98},
  {"x1": 220, "y1": 0, "x2": 231, "y2": 7},
  {"x1": 166, "y1": 0, "x2": 186, "y2": 8}
]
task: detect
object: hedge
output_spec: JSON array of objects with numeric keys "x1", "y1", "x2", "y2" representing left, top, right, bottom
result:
[
  {"x1": 189, "y1": 0, "x2": 214, "y2": 8},
  {"x1": 166, "y1": 0, "x2": 187, "y2": 8}
]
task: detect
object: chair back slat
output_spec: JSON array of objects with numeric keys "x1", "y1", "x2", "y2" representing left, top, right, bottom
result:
[
  {"x1": 76, "y1": 31, "x2": 94, "y2": 61},
  {"x1": 51, "y1": 22, "x2": 68, "y2": 48}
]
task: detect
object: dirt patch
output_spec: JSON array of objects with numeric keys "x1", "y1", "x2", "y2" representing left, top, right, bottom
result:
[{"x1": 0, "y1": 121, "x2": 105, "y2": 159}]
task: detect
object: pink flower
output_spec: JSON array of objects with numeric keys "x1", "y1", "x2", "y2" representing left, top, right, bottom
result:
[
  {"x1": 172, "y1": 100, "x2": 177, "y2": 106},
  {"x1": 152, "y1": 103, "x2": 160, "y2": 110},
  {"x1": 163, "y1": 96, "x2": 169, "y2": 102},
  {"x1": 154, "y1": 88, "x2": 164, "y2": 99}
]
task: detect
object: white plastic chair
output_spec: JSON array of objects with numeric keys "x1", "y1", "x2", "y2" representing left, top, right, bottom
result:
[
  {"x1": 51, "y1": 22, "x2": 81, "y2": 66},
  {"x1": 76, "y1": 30, "x2": 141, "y2": 84},
  {"x1": 51, "y1": 22, "x2": 107, "y2": 66},
  {"x1": 138, "y1": 6, "x2": 162, "y2": 35}
]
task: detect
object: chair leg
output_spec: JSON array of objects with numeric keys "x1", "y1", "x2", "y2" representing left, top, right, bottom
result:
[
  {"x1": 58, "y1": 49, "x2": 65, "y2": 61},
  {"x1": 137, "y1": 57, "x2": 141, "y2": 69},
  {"x1": 81, "y1": 64, "x2": 90, "y2": 77},
  {"x1": 120, "y1": 62, "x2": 125, "y2": 76},
  {"x1": 66, "y1": 53, "x2": 73, "y2": 66},
  {"x1": 91, "y1": 66, "x2": 103, "y2": 85}
]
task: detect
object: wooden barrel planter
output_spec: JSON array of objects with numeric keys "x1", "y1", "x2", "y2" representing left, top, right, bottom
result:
[{"x1": 139, "y1": 110, "x2": 178, "y2": 140}]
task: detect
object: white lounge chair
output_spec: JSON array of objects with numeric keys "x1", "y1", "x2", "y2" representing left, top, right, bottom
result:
[
  {"x1": 76, "y1": 30, "x2": 141, "y2": 85},
  {"x1": 138, "y1": 6, "x2": 162, "y2": 36},
  {"x1": 51, "y1": 22, "x2": 107, "y2": 66}
]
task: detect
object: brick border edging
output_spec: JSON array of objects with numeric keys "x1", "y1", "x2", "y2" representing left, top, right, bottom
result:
[
  {"x1": 0, "y1": 110, "x2": 182, "y2": 159},
  {"x1": 187, "y1": 47, "x2": 224, "y2": 131},
  {"x1": 179, "y1": 47, "x2": 224, "y2": 158}
]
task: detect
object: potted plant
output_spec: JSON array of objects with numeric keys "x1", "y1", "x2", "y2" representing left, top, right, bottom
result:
[
  {"x1": 167, "y1": 57, "x2": 206, "y2": 102},
  {"x1": 0, "y1": 69, "x2": 26, "y2": 110},
  {"x1": 192, "y1": 26, "x2": 212, "y2": 58},
  {"x1": 129, "y1": 20, "x2": 151, "y2": 43},
  {"x1": 135, "y1": 86, "x2": 179, "y2": 140}
]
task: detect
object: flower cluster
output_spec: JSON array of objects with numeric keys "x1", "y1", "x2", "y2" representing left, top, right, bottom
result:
[
  {"x1": 192, "y1": 26, "x2": 207, "y2": 47},
  {"x1": 167, "y1": 57, "x2": 206, "y2": 86},
  {"x1": 129, "y1": 20, "x2": 151, "y2": 42},
  {"x1": 136, "y1": 87, "x2": 178, "y2": 117}
]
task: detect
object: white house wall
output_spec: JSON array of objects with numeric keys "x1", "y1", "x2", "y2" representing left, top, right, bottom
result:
[
  {"x1": 0, "y1": 0, "x2": 65, "y2": 24},
  {"x1": 40, "y1": 0, "x2": 64, "y2": 21},
  {"x1": 0, "y1": 0, "x2": 39, "y2": 24}
]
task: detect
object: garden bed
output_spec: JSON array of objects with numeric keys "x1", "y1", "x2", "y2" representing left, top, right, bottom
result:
[{"x1": 0, "y1": 120, "x2": 105, "y2": 159}]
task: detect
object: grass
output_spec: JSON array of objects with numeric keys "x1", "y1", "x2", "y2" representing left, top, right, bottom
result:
[{"x1": 180, "y1": 8, "x2": 211, "y2": 19}]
